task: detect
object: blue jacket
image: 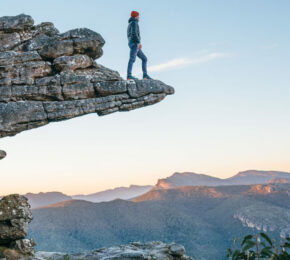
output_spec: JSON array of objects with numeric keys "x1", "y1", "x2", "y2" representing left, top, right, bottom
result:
[{"x1": 127, "y1": 17, "x2": 141, "y2": 44}]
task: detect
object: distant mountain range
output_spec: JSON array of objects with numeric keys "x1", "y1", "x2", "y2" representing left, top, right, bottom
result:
[
  {"x1": 29, "y1": 181, "x2": 290, "y2": 260},
  {"x1": 154, "y1": 170, "x2": 290, "y2": 189},
  {"x1": 72, "y1": 185, "x2": 153, "y2": 203},
  {"x1": 20, "y1": 170, "x2": 290, "y2": 208},
  {"x1": 24, "y1": 192, "x2": 72, "y2": 209},
  {"x1": 23, "y1": 185, "x2": 153, "y2": 208}
]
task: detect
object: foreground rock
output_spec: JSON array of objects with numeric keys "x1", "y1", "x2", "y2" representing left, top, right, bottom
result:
[
  {"x1": 32, "y1": 242, "x2": 194, "y2": 260},
  {"x1": 0, "y1": 14, "x2": 174, "y2": 156},
  {"x1": 0, "y1": 194, "x2": 35, "y2": 258}
]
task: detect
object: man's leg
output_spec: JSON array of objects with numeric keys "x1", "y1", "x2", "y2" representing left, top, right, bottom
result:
[
  {"x1": 127, "y1": 43, "x2": 138, "y2": 78},
  {"x1": 137, "y1": 49, "x2": 148, "y2": 76}
]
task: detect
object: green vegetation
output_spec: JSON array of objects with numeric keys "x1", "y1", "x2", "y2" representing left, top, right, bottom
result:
[
  {"x1": 227, "y1": 233, "x2": 290, "y2": 259},
  {"x1": 63, "y1": 254, "x2": 71, "y2": 260}
]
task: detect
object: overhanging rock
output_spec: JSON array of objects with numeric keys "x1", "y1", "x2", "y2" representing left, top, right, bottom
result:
[{"x1": 0, "y1": 14, "x2": 174, "y2": 157}]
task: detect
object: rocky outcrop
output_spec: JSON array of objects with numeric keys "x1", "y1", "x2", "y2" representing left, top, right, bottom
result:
[
  {"x1": 0, "y1": 14, "x2": 174, "y2": 156},
  {"x1": 0, "y1": 194, "x2": 35, "y2": 258},
  {"x1": 268, "y1": 178, "x2": 290, "y2": 184},
  {"x1": 32, "y1": 242, "x2": 194, "y2": 260}
]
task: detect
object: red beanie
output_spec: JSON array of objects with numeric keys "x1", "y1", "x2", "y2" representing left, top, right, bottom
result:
[{"x1": 131, "y1": 11, "x2": 139, "y2": 18}]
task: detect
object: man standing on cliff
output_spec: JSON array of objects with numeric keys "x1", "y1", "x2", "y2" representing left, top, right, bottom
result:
[{"x1": 127, "y1": 11, "x2": 151, "y2": 80}]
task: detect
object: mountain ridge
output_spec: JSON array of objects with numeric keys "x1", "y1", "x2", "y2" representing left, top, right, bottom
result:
[
  {"x1": 72, "y1": 184, "x2": 153, "y2": 202},
  {"x1": 18, "y1": 185, "x2": 153, "y2": 208},
  {"x1": 3, "y1": 170, "x2": 289, "y2": 208},
  {"x1": 29, "y1": 182, "x2": 290, "y2": 260},
  {"x1": 134, "y1": 183, "x2": 290, "y2": 202},
  {"x1": 154, "y1": 170, "x2": 290, "y2": 190}
]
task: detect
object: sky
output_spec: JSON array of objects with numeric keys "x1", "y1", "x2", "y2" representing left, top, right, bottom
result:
[{"x1": 0, "y1": 0, "x2": 290, "y2": 195}]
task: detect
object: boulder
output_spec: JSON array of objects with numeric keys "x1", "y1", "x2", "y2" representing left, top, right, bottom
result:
[
  {"x1": 0, "y1": 150, "x2": 6, "y2": 160},
  {"x1": 53, "y1": 54, "x2": 93, "y2": 72},
  {"x1": 0, "y1": 14, "x2": 34, "y2": 32},
  {"x1": 0, "y1": 194, "x2": 32, "y2": 243},
  {"x1": 0, "y1": 194, "x2": 35, "y2": 257}
]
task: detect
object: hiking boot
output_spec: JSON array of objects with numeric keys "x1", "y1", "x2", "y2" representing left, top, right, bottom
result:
[
  {"x1": 127, "y1": 75, "x2": 138, "y2": 81},
  {"x1": 143, "y1": 74, "x2": 152, "y2": 80}
]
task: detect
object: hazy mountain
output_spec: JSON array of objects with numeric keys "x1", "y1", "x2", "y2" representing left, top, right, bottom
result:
[
  {"x1": 72, "y1": 185, "x2": 153, "y2": 202},
  {"x1": 29, "y1": 183, "x2": 290, "y2": 260},
  {"x1": 20, "y1": 170, "x2": 290, "y2": 208},
  {"x1": 135, "y1": 183, "x2": 290, "y2": 202},
  {"x1": 20, "y1": 185, "x2": 152, "y2": 208},
  {"x1": 154, "y1": 170, "x2": 290, "y2": 189},
  {"x1": 226, "y1": 170, "x2": 290, "y2": 185},
  {"x1": 154, "y1": 172, "x2": 222, "y2": 189},
  {"x1": 24, "y1": 192, "x2": 72, "y2": 209}
]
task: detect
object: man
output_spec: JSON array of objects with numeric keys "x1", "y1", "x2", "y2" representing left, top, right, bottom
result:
[{"x1": 127, "y1": 11, "x2": 151, "y2": 80}]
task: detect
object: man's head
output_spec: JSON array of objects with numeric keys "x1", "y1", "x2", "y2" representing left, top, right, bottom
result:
[{"x1": 131, "y1": 11, "x2": 139, "y2": 20}]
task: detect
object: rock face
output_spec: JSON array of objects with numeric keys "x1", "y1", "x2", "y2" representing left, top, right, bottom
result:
[
  {"x1": 0, "y1": 194, "x2": 35, "y2": 258},
  {"x1": 0, "y1": 14, "x2": 174, "y2": 154},
  {"x1": 33, "y1": 242, "x2": 194, "y2": 260}
]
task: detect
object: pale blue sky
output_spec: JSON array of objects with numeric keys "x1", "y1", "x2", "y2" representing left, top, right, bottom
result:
[{"x1": 0, "y1": 0, "x2": 289, "y2": 195}]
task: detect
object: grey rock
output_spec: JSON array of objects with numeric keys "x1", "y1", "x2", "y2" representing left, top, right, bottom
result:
[
  {"x1": 0, "y1": 194, "x2": 33, "y2": 244},
  {"x1": 0, "y1": 50, "x2": 41, "y2": 65},
  {"x1": 0, "y1": 150, "x2": 6, "y2": 159},
  {"x1": 39, "y1": 39, "x2": 74, "y2": 60},
  {"x1": 53, "y1": 54, "x2": 93, "y2": 72},
  {"x1": 32, "y1": 242, "x2": 194, "y2": 260},
  {"x1": 0, "y1": 195, "x2": 35, "y2": 257},
  {"x1": 94, "y1": 80, "x2": 128, "y2": 96},
  {"x1": 38, "y1": 28, "x2": 105, "y2": 60},
  {"x1": 128, "y1": 79, "x2": 174, "y2": 98},
  {"x1": 169, "y1": 244, "x2": 185, "y2": 257},
  {"x1": 34, "y1": 22, "x2": 59, "y2": 37},
  {"x1": 0, "y1": 32, "x2": 21, "y2": 51},
  {"x1": 0, "y1": 14, "x2": 174, "y2": 149},
  {"x1": 59, "y1": 28, "x2": 105, "y2": 59},
  {"x1": 10, "y1": 238, "x2": 36, "y2": 255},
  {"x1": 22, "y1": 34, "x2": 53, "y2": 52},
  {"x1": 0, "y1": 14, "x2": 34, "y2": 32}
]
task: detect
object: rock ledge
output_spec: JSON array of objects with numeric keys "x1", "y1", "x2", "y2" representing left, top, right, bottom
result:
[{"x1": 0, "y1": 14, "x2": 174, "y2": 157}]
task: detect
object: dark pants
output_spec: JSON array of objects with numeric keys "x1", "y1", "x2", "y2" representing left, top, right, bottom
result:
[{"x1": 127, "y1": 42, "x2": 148, "y2": 77}]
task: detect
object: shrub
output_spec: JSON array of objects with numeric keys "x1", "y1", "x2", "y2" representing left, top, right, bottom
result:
[{"x1": 227, "y1": 233, "x2": 290, "y2": 259}]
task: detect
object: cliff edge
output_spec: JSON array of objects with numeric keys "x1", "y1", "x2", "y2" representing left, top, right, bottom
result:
[{"x1": 0, "y1": 14, "x2": 174, "y2": 159}]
